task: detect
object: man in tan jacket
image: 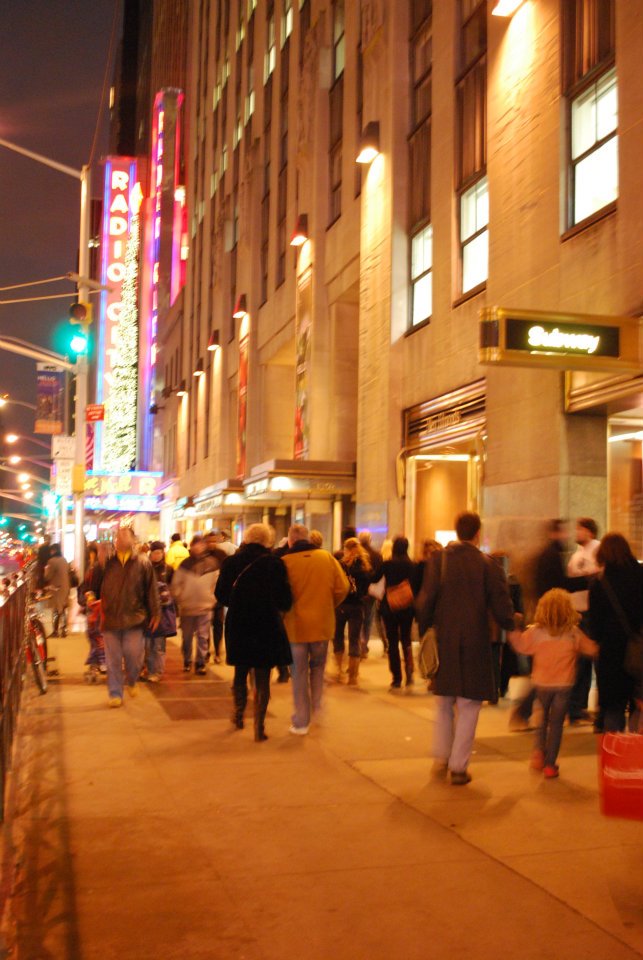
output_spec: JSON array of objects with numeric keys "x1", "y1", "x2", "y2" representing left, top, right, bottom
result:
[{"x1": 282, "y1": 524, "x2": 349, "y2": 734}]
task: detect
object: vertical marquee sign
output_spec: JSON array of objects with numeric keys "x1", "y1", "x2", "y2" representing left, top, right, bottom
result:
[
  {"x1": 97, "y1": 157, "x2": 140, "y2": 471},
  {"x1": 236, "y1": 314, "x2": 250, "y2": 478},
  {"x1": 294, "y1": 269, "x2": 312, "y2": 459}
]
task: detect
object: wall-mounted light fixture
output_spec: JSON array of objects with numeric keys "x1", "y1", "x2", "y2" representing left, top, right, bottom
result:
[
  {"x1": 356, "y1": 121, "x2": 380, "y2": 164},
  {"x1": 491, "y1": 0, "x2": 525, "y2": 16},
  {"x1": 207, "y1": 329, "x2": 221, "y2": 351},
  {"x1": 193, "y1": 357, "x2": 205, "y2": 378},
  {"x1": 290, "y1": 213, "x2": 309, "y2": 247},
  {"x1": 176, "y1": 379, "x2": 188, "y2": 397},
  {"x1": 233, "y1": 294, "x2": 247, "y2": 319}
]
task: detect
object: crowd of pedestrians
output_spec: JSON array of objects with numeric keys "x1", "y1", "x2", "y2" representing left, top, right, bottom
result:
[{"x1": 35, "y1": 510, "x2": 643, "y2": 785}]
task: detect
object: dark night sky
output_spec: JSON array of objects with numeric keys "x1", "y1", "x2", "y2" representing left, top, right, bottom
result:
[{"x1": 0, "y1": 0, "x2": 118, "y2": 442}]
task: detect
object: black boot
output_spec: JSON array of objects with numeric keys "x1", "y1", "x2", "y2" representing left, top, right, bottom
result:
[
  {"x1": 231, "y1": 681, "x2": 247, "y2": 729},
  {"x1": 404, "y1": 647, "x2": 415, "y2": 686},
  {"x1": 254, "y1": 671, "x2": 270, "y2": 742}
]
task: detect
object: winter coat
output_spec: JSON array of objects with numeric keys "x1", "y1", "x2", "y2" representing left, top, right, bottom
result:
[
  {"x1": 166, "y1": 540, "x2": 190, "y2": 570},
  {"x1": 282, "y1": 542, "x2": 349, "y2": 643},
  {"x1": 217, "y1": 543, "x2": 292, "y2": 667},
  {"x1": 416, "y1": 540, "x2": 515, "y2": 701},
  {"x1": 589, "y1": 560, "x2": 643, "y2": 708},
  {"x1": 171, "y1": 553, "x2": 219, "y2": 615},
  {"x1": 381, "y1": 557, "x2": 420, "y2": 617},
  {"x1": 149, "y1": 560, "x2": 176, "y2": 638},
  {"x1": 45, "y1": 555, "x2": 71, "y2": 613},
  {"x1": 339, "y1": 557, "x2": 372, "y2": 605},
  {"x1": 97, "y1": 554, "x2": 160, "y2": 632}
]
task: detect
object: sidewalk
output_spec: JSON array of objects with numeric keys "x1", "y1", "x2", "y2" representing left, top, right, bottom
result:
[{"x1": 3, "y1": 628, "x2": 643, "y2": 960}]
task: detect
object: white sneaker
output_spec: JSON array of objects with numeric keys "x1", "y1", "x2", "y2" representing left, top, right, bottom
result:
[{"x1": 289, "y1": 724, "x2": 310, "y2": 736}]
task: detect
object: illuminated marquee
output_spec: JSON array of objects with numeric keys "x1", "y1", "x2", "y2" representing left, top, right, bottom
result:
[{"x1": 98, "y1": 158, "x2": 139, "y2": 470}]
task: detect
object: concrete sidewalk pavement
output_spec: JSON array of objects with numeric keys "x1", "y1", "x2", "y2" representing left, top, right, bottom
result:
[{"x1": 2, "y1": 629, "x2": 643, "y2": 960}]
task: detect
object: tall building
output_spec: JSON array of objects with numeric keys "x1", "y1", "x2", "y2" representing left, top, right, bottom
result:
[{"x1": 157, "y1": 0, "x2": 643, "y2": 569}]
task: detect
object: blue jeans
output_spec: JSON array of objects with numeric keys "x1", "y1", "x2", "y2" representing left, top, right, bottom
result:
[
  {"x1": 180, "y1": 613, "x2": 211, "y2": 667},
  {"x1": 290, "y1": 641, "x2": 328, "y2": 729},
  {"x1": 145, "y1": 635, "x2": 167, "y2": 676},
  {"x1": 103, "y1": 628, "x2": 145, "y2": 698},
  {"x1": 434, "y1": 695, "x2": 482, "y2": 774},
  {"x1": 535, "y1": 686, "x2": 571, "y2": 767}
]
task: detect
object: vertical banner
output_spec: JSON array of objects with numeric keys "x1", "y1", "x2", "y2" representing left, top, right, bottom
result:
[
  {"x1": 85, "y1": 423, "x2": 95, "y2": 472},
  {"x1": 236, "y1": 315, "x2": 250, "y2": 478},
  {"x1": 294, "y1": 269, "x2": 312, "y2": 459},
  {"x1": 35, "y1": 363, "x2": 65, "y2": 435}
]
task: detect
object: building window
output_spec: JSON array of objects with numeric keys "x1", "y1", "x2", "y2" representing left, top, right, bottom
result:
[
  {"x1": 265, "y1": 11, "x2": 276, "y2": 81},
  {"x1": 563, "y1": 0, "x2": 616, "y2": 228},
  {"x1": 333, "y1": 0, "x2": 345, "y2": 81},
  {"x1": 276, "y1": 41, "x2": 289, "y2": 286},
  {"x1": 282, "y1": 0, "x2": 293, "y2": 47},
  {"x1": 299, "y1": 0, "x2": 310, "y2": 67},
  {"x1": 411, "y1": 224, "x2": 432, "y2": 326},
  {"x1": 460, "y1": 176, "x2": 488, "y2": 295},
  {"x1": 456, "y1": 0, "x2": 487, "y2": 294}
]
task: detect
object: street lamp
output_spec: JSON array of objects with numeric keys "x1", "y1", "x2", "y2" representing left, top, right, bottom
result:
[
  {"x1": 0, "y1": 395, "x2": 37, "y2": 412},
  {"x1": 3, "y1": 433, "x2": 51, "y2": 451},
  {"x1": 0, "y1": 137, "x2": 91, "y2": 578}
]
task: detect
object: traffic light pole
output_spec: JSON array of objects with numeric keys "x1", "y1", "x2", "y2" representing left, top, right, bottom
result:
[{"x1": 73, "y1": 165, "x2": 91, "y2": 579}]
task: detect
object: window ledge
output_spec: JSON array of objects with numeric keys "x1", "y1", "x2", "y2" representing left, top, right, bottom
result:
[
  {"x1": 453, "y1": 282, "x2": 486, "y2": 309},
  {"x1": 405, "y1": 317, "x2": 431, "y2": 337},
  {"x1": 326, "y1": 213, "x2": 341, "y2": 231},
  {"x1": 561, "y1": 202, "x2": 617, "y2": 242}
]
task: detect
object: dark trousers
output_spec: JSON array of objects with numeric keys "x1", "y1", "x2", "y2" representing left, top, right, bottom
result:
[
  {"x1": 233, "y1": 665, "x2": 271, "y2": 726},
  {"x1": 333, "y1": 603, "x2": 363, "y2": 658},
  {"x1": 535, "y1": 686, "x2": 571, "y2": 767},
  {"x1": 361, "y1": 596, "x2": 376, "y2": 647},
  {"x1": 382, "y1": 609, "x2": 414, "y2": 685},
  {"x1": 568, "y1": 655, "x2": 593, "y2": 719}
]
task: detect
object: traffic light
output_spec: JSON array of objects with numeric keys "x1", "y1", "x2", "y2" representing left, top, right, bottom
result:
[
  {"x1": 70, "y1": 330, "x2": 88, "y2": 355},
  {"x1": 68, "y1": 301, "x2": 92, "y2": 356}
]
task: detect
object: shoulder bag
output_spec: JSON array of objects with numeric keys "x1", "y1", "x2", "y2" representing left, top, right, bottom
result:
[{"x1": 418, "y1": 552, "x2": 446, "y2": 681}]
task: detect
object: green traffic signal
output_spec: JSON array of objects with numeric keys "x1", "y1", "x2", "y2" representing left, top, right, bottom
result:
[{"x1": 70, "y1": 331, "x2": 88, "y2": 355}]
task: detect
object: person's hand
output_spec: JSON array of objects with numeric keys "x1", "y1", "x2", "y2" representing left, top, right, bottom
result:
[{"x1": 149, "y1": 615, "x2": 161, "y2": 632}]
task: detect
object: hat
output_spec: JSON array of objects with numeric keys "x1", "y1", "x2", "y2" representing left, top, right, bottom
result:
[{"x1": 150, "y1": 540, "x2": 165, "y2": 552}]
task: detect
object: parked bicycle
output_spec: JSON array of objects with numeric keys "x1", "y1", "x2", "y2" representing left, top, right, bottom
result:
[{"x1": 25, "y1": 593, "x2": 50, "y2": 695}]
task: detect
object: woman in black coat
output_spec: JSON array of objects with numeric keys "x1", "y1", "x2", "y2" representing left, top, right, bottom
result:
[
  {"x1": 215, "y1": 524, "x2": 292, "y2": 741},
  {"x1": 381, "y1": 537, "x2": 421, "y2": 689},
  {"x1": 589, "y1": 533, "x2": 643, "y2": 732}
]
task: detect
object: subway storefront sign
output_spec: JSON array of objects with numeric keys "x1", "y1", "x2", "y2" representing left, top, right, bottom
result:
[{"x1": 479, "y1": 307, "x2": 642, "y2": 373}]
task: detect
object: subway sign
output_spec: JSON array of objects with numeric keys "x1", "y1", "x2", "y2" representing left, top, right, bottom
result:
[{"x1": 479, "y1": 307, "x2": 642, "y2": 373}]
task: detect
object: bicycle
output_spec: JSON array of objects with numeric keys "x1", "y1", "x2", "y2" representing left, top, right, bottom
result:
[{"x1": 25, "y1": 593, "x2": 50, "y2": 695}]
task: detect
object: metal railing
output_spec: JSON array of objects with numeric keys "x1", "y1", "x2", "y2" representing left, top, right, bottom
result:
[{"x1": 0, "y1": 578, "x2": 28, "y2": 821}]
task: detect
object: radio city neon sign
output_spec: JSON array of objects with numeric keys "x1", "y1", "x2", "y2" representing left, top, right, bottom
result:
[{"x1": 527, "y1": 325, "x2": 600, "y2": 355}]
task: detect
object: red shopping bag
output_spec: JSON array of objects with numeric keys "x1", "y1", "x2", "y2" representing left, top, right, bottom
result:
[{"x1": 598, "y1": 733, "x2": 643, "y2": 820}]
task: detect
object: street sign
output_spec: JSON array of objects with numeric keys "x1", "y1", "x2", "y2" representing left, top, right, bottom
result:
[
  {"x1": 54, "y1": 459, "x2": 73, "y2": 496},
  {"x1": 51, "y1": 435, "x2": 76, "y2": 460},
  {"x1": 85, "y1": 404, "x2": 105, "y2": 422}
]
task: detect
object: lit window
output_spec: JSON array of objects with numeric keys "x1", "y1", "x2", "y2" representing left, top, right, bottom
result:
[
  {"x1": 571, "y1": 68, "x2": 618, "y2": 224},
  {"x1": 282, "y1": 0, "x2": 293, "y2": 46},
  {"x1": 411, "y1": 224, "x2": 432, "y2": 326},
  {"x1": 245, "y1": 89, "x2": 255, "y2": 122},
  {"x1": 265, "y1": 15, "x2": 276, "y2": 81},
  {"x1": 333, "y1": 0, "x2": 345, "y2": 80},
  {"x1": 460, "y1": 176, "x2": 488, "y2": 294},
  {"x1": 248, "y1": 0, "x2": 257, "y2": 14}
]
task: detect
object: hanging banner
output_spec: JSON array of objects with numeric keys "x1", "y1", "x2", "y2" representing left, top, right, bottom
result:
[
  {"x1": 236, "y1": 315, "x2": 250, "y2": 478},
  {"x1": 294, "y1": 269, "x2": 312, "y2": 459},
  {"x1": 35, "y1": 363, "x2": 65, "y2": 435}
]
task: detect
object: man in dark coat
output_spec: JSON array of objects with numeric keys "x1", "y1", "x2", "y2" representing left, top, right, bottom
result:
[
  {"x1": 416, "y1": 512, "x2": 516, "y2": 785},
  {"x1": 215, "y1": 523, "x2": 292, "y2": 741}
]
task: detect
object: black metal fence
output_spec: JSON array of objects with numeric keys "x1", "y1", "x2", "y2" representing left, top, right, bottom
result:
[{"x1": 0, "y1": 581, "x2": 27, "y2": 821}]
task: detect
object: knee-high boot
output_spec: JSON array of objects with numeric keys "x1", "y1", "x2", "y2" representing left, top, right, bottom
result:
[
  {"x1": 404, "y1": 647, "x2": 415, "y2": 686},
  {"x1": 232, "y1": 681, "x2": 247, "y2": 729},
  {"x1": 347, "y1": 656, "x2": 360, "y2": 686},
  {"x1": 254, "y1": 674, "x2": 270, "y2": 742},
  {"x1": 333, "y1": 651, "x2": 344, "y2": 681}
]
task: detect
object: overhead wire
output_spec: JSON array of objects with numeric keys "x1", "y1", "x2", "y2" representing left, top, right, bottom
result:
[{"x1": 87, "y1": 1, "x2": 120, "y2": 168}]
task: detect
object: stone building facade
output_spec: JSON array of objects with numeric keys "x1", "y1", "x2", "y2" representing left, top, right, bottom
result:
[{"x1": 157, "y1": 0, "x2": 643, "y2": 569}]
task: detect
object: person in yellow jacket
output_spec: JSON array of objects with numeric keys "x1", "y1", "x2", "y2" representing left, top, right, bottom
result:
[
  {"x1": 166, "y1": 533, "x2": 190, "y2": 570},
  {"x1": 282, "y1": 524, "x2": 349, "y2": 735}
]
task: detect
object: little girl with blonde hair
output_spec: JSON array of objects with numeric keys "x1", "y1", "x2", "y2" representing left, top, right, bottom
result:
[{"x1": 511, "y1": 588, "x2": 598, "y2": 778}]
